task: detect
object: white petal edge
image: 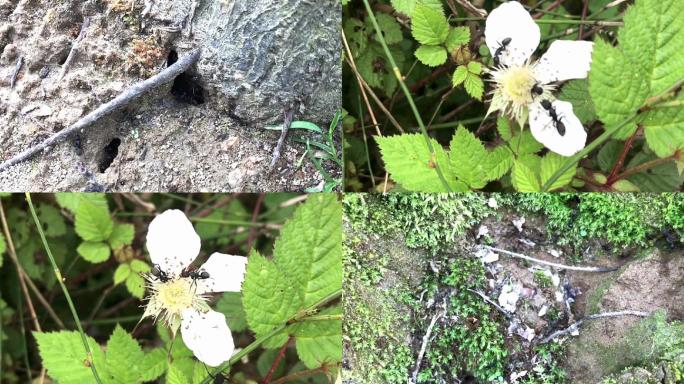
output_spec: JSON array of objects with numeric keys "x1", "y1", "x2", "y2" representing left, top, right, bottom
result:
[
  {"x1": 180, "y1": 309, "x2": 234, "y2": 367},
  {"x1": 533, "y1": 40, "x2": 594, "y2": 84},
  {"x1": 529, "y1": 100, "x2": 586, "y2": 157},
  {"x1": 485, "y1": 1, "x2": 540, "y2": 67},
  {"x1": 146, "y1": 209, "x2": 200, "y2": 276},
  {"x1": 196, "y1": 253, "x2": 248, "y2": 294}
]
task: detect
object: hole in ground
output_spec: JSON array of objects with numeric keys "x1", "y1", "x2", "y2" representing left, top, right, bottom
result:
[
  {"x1": 98, "y1": 138, "x2": 121, "y2": 173},
  {"x1": 168, "y1": 50, "x2": 205, "y2": 105}
]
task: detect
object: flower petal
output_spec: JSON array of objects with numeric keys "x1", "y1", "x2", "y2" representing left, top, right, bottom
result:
[
  {"x1": 146, "y1": 209, "x2": 200, "y2": 275},
  {"x1": 485, "y1": 1, "x2": 540, "y2": 67},
  {"x1": 533, "y1": 40, "x2": 594, "y2": 84},
  {"x1": 196, "y1": 253, "x2": 248, "y2": 294},
  {"x1": 180, "y1": 309, "x2": 234, "y2": 367},
  {"x1": 529, "y1": 100, "x2": 586, "y2": 157}
]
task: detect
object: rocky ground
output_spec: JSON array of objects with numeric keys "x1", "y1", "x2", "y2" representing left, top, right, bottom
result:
[{"x1": 0, "y1": 0, "x2": 341, "y2": 191}]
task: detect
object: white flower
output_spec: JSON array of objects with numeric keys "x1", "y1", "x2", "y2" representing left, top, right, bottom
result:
[
  {"x1": 140, "y1": 209, "x2": 248, "y2": 367},
  {"x1": 485, "y1": 1, "x2": 594, "y2": 156}
]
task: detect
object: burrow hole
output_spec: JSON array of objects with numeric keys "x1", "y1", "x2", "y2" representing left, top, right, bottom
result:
[
  {"x1": 98, "y1": 138, "x2": 121, "y2": 173},
  {"x1": 168, "y1": 50, "x2": 205, "y2": 105}
]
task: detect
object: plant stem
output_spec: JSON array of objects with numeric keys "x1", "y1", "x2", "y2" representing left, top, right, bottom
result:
[
  {"x1": 362, "y1": 0, "x2": 453, "y2": 192},
  {"x1": 450, "y1": 17, "x2": 622, "y2": 26},
  {"x1": 270, "y1": 365, "x2": 332, "y2": 384},
  {"x1": 201, "y1": 289, "x2": 342, "y2": 384},
  {"x1": 261, "y1": 336, "x2": 292, "y2": 384},
  {"x1": 606, "y1": 126, "x2": 641, "y2": 185},
  {"x1": 26, "y1": 193, "x2": 103, "y2": 384},
  {"x1": 614, "y1": 154, "x2": 678, "y2": 180}
]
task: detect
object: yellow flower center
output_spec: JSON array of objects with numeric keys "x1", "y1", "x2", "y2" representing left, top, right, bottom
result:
[
  {"x1": 500, "y1": 66, "x2": 536, "y2": 105},
  {"x1": 156, "y1": 278, "x2": 194, "y2": 315}
]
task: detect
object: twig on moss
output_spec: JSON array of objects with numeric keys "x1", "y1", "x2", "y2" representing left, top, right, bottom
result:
[
  {"x1": 410, "y1": 300, "x2": 446, "y2": 384},
  {"x1": 57, "y1": 17, "x2": 90, "y2": 82},
  {"x1": 467, "y1": 288, "x2": 512, "y2": 319},
  {"x1": 484, "y1": 246, "x2": 618, "y2": 272},
  {"x1": 539, "y1": 310, "x2": 650, "y2": 344},
  {"x1": 0, "y1": 48, "x2": 201, "y2": 173}
]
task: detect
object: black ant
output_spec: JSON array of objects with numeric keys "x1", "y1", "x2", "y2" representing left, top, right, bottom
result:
[
  {"x1": 150, "y1": 264, "x2": 171, "y2": 283},
  {"x1": 531, "y1": 83, "x2": 544, "y2": 97},
  {"x1": 180, "y1": 268, "x2": 210, "y2": 291},
  {"x1": 540, "y1": 99, "x2": 565, "y2": 136},
  {"x1": 493, "y1": 37, "x2": 512, "y2": 67}
]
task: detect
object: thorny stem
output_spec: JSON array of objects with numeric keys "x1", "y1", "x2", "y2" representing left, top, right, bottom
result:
[
  {"x1": 613, "y1": 153, "x2": 679, "y2": 181},
  {"x1": 362, "y1": 0, "x2": 453, "y2": 192},
  {"x1": 26, "y1": 193, "x2": 103, "y2": 384},
  {"x1": 201, "y1": 289, "x2": 342, "y2": 384},
  {"x1": 450, "y1": 17, "x2": 622, "y2": 26},
  {"x1": 261, "y1": 336, "x2": 292, "y2": 384},
  {"x1": 606, "y1": 126, "x2": 641, "y2": 185},
  {"x1": 270, "y1": 365, "x2": 334, "y2": 384}
]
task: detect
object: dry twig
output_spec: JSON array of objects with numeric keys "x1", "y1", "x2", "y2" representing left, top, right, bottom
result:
[
  {"x1": 539, "y1": 310, "x2": 650, "y2": 343},
  {"x1": 10, "y1": 57, "x2": 23, "y2": 89},
  {"x1": 0, "y1": 48, "x2": 201, "y2": 173},
  {"x1": 410, "y1": 300, "x2": 446, "y2": 384},
  {"x1": 484, "y1": 246, "x2": 618, "y2": 272},
  {"x1": 57, "y1": 17, "x2": 90, "y2": 82},
  {"x1": 269, "y1": 109, "x2": 295, "y2": 170}
]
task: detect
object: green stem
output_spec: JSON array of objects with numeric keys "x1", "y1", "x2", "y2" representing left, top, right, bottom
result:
[
  {"x1": 201, "y1": 288, "x2": 342, "y2": 384},
  {"x1": 26, "y1": 193, "x2": 103, "y2": 384},
  {"x1": 423, "y1": 116, "x2": 486, "y2": 130},
  {"x1": 115, "y1": 212, "x2": 281, "y2": 228},
  {"x1": 362, "y1": 0, "x2": 453, "y2": 192}
]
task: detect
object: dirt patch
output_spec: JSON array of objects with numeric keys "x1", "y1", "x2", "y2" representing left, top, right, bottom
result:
[
  {"x1": 564, "y1": 249, "x2": 684, "y2": 383},
  {"x1": 0, "y1": 0, "x2": 341, "y2": 191}
]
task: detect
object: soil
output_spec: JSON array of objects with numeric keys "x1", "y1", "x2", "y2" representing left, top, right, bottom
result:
[{"x1": 0, "y1": 0, "x2": 341, "y2": 191}]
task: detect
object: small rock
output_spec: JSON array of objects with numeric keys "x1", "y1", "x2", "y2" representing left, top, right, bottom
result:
[
  {"x1": 498, "y1": 284, "x2": 521, "y2": 312},
  {"x1": 549, "y1": 249, "x2": 562, "y2": 258},
  {"x1": 513, "y1": 216, "x2": 525, "y2": 232},
  {"x1": 476, "y1": 225, "x2": 489, "y2": 239},
  {"x1": 538, "y1": 305, "x2": 549, "y2": 317},
  {"x1": 487, "y1": 197, "x2": 498, "y2": 209}
]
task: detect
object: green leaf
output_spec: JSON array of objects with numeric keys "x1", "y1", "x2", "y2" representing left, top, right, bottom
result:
[
  {"x1": 449, "y1": 126, "x2": 488, "y2": 189},
  {"x1": 130, "y1": 259, "x2": 150, "y2": 273},
  {"x1": 415, "y1": 45, "x2": 447, "y2": 67},
  {"x1": 589, "y1": 39, "x2": 649, "y2": 139},
  {"x1": 497, "y1": 117, "x2": 512, "y2": 141},
  {"x1": 558, "y1": 79, "x2": 596, "y2": 124},
  {"x1": 509, "y1": 130, "x2": 544, "y2": 155},
  {"x1": 618, "y1": 0, "x2": 684, "y2": 97},
  {"x1": 55, "y1": 193, "x2": 107, "y2": 214},
  {"x1": 105, "y1": 325, "x2": 144, "y2": 384},
  {"x1": 512, "y1": 161, "x2": 541, "y2": 192},
  {"x1": 374, "y1": 13, "x2": 403, "y2": 45},
  {"x1": 411, "y1": 3, "x2": 448, "y2": 45},
  {"x1": 215, "y1": 292, "x2": 248, "y2": 332},
  {"x1": 37, "y1": 203, "x2": 67, "y2": 237},
  {"x1": 292, "y1": 307, "x2": 342, "y2": 369},
  {"x1": 273, "y1": 194, "x2": 341, "y2": 309},
  {"x1": 376, "y1": 134, "x2": 465, "y2": 192},
  {"x1": 452, "y1": 66, "x2": 468, "y2": 87},
  {"x1": 113, "y1": 264, "x2": 131, "y2": 285},
  {"x1": 75, "y1": 198, "x2": 113, "y2": 242},
  {"x1": 467, "y1": 61, "x2": 482, "y2": 75},
  {"x1": 445, "y1": 26, "x2": 470, "y2": 51},
  {"x1": 243, "y1": 195, "x2": 342, "y2": 346},
  {"x1": 167, "y1": 364, "x2": 190, "y2": 384},
  {"x1": 483, "y1": 145, "x2": 514, "y2": 181},
  {"x1": 77, "y1": 241, "x2": 111, "y2": 264},
  {"x1": 140, "y1": 348, "x2": 167, "y2": 382},
  {"x1": 34, "y1": 331, "x2": 105, "y2": 384},
  {"x1": 108, "y1": 223, "x2": 135, "y2": 249},
  {"x1": 463, "y1": 73, "x2": 484, "y2": 100},
  {"x1": 126, "y1": 273, "x2": 145, "y2": 299},
  {"x1": 641, "y1": 104, "x2": 684, "y2": 158},
  {"x1": 391, "y1": 0, "x2": 443, "y2": 17},
  {"x1": 540, "y1": 153, "x2": 577, "y2": 191}
]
